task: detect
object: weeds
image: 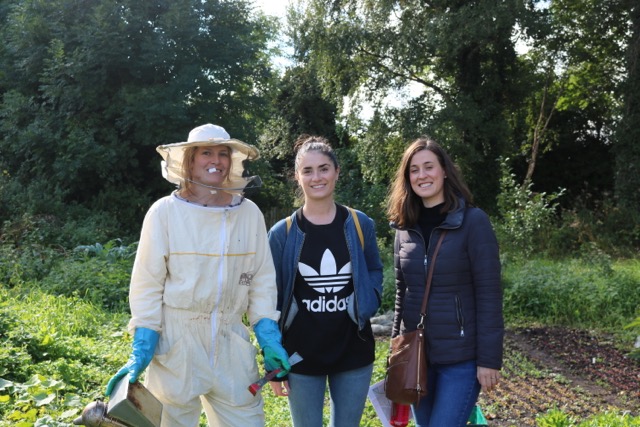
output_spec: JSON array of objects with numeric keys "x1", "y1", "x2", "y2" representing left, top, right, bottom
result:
[
  {"x1": 1, "y1": 237, "x2": 639, "y2": 426},
  {"x1": 502, "y1": 259, "x2": 640, "y2": 329}
]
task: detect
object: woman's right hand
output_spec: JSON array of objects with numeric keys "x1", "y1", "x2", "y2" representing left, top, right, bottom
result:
[{"x1": 269, "y1": 380, "x2": 290, "y2": 396}]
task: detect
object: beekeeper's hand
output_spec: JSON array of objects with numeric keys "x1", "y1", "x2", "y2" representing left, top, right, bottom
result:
[
  {"x1": 105, "y1": 327, "x2": 160, "y2": 396},
  {"x1": 254, "y1": 318, "x2": 291, "y2": 378}
]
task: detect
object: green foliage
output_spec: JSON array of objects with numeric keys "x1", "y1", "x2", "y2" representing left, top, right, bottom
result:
[
  {"x1": 0, "y1": 243, "x2": 60, "y2": 287},
  {"x1": 379, "y1": 246, "x2": 396, "y2": 314},
  {"x1": 349, "y1": 112, "x2": 408, "y2": 187},
  {"x1": 1, "y1": 236, "x2": 639, "y2": 425},
  {"x1": 613, "y1": 0, "x2": 640, "y2": 211},
  {"x1": 495, "y1": 158, "x2": 565, "y2": 257},
  {"x1": 334, "y1": 145, "x2": 391, "y2": 242},
  {"x1": 554, "y1": 197, "x2": 640, "y2": 258},
  {"x1": 39, "y1": 242, "x2": 135, "y2": 312},
  {"x1": 0, "y1": 284, "x2": 130, "y2": 426},
  {"x1": 536, "y1": 409, "x2": 577, "y2": 426},
  {"x1": 289, "y1": 0, "x2": 536, "y2": 210},
  {"x1": 535, "y1": 409, "x2": 640, "y2": 427},
  {"x1": 73, "y1": 239, "x2": 137, "y2": 263},
  {"x1": 0, "y1": 375, "x2": 68, "y2": 426},
  {"x1": 0, "y1": 205, "x2": 125, "y2": 251},
  {"x1": 0, "y1": 286, "x2": 129, "y2": 384},
  {"x1": 502, "y1": 259, "x2": 640, "y2": 328},
  {"x1": 0, "y1": 0, "x2": 278, "y2": 237}
]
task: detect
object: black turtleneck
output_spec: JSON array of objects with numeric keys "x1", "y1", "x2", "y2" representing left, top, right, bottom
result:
[{"x1": 417, "y1": 202, "x2": 447, "y2": 242}]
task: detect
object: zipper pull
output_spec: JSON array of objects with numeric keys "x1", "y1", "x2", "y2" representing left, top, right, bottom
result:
[{"x1": 460, "y1": 326, "x2": 465, "y2": 337}]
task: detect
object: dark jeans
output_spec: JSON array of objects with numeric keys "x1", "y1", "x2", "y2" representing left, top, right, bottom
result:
[{"x1": 412, "y1": 360, "x2": 481, "y2": 427}]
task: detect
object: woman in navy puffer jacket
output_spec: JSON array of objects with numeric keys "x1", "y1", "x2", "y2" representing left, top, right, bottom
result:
[{"x1": 387, "y1": 137, "x2": 504, "y2": 427}]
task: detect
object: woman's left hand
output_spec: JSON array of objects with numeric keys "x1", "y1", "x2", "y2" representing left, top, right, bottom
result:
[
  {"x1": 269, "y1": 380, "x2": 290, "y2": 397},
  {"x1": 477, "y1": 366, "x2": 500, "y2": 393}
]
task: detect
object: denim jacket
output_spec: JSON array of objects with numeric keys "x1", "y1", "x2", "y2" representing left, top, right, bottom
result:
[{"x1": 267, "y1": 205, "x2": 384, "y2": 332}]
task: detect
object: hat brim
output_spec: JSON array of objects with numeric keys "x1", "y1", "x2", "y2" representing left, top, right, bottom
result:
[{"x1": 156, "y1": 139, "x2": 260, "y2": 193}]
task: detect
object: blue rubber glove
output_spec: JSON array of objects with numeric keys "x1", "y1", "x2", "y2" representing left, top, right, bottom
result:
[
  {"x1": 105, "y1": 327, "x2": 159, "y2": 396},
  {"x1": 254, "y1": 318, "x2": 290, "y2": 378}
]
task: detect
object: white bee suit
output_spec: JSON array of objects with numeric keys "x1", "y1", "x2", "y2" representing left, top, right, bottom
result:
[{"x1": 127, "y1": 193, "x2": 279, "y2": 427}]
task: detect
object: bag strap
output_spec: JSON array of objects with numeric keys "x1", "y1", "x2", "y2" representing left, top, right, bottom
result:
[
  {"x1": 286, "y1": 214, "x2": 294, "y2": 233},
  {"x1": 285, "y1": 207, "x2": 364, "y2": 250},
  {"x1": 347, "y1": 207, "x2": 365, "y2": 250},
  {"x1": 417, "y1": 230, "x2": 447, "y2": 329}
]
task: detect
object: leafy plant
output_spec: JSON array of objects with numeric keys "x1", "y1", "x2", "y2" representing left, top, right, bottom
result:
[
  {"x1": 535, "y1": 409, "x2": 640, "y2": 427},
  {"x1": 0, "y1": 375, "x2": 81, "y2": 427},
  {"x1": 74, "y1": 239, "x2": 137, "y2": 263},
  {"x1": 536, "y1": 408, "x2": 576, "y2": 427},
  {"x1": 495, "y1": 158, "x2": 565, "y2": 258}
]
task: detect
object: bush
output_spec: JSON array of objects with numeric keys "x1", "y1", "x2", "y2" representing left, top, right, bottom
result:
[
  {"x1": 495, "y1": 158, "x2": 565, "y2": 258},
  {"x1": 31, "y1": 239, "x2": 136, "y2": 312},
  {"x1": 555, "y1": 196, "x2": 640, "y2": 258},
  {"x1": 379, "y1": 244, "x2": 396, "y2": 314},
  {"x1": 502, "y1": 259, "x2": 640, "y2": 328},
  {"x1": 39, "y1": 257, "x2": 132, "y2": 312}
]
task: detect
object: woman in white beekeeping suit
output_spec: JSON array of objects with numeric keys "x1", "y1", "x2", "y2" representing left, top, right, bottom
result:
[{"x1": 105, "y1": 123, "x2": 290, "y2": 427}]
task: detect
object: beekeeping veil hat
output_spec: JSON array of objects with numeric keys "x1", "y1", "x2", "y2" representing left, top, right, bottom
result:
[{"x1": 156, "y1": 123, "x2": 261, "y2": 194}]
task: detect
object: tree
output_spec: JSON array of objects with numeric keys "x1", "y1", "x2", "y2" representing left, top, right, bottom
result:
[
  {"x1": 614, "y1": 1, "x2": 640, "y2": 211},
  {"x1": 256, "y1": 65, "x2": 342, "y2": 211},
  {"x1": 516, "y1": 0, "x2": 632, "y2": 205},
  {"x1": 259, "y1": 66, "x2": 340, "y2": 162},
  {"x1": 287, "y1": 0, "x2": 537, "y2": 211},
  {"x1": 0, "y1": 0, "x2": 278, "y2": 238}
]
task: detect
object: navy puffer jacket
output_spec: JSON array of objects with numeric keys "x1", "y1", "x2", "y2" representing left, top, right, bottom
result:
[{"x1": 391, "y1": 199, "x2": 504, "y2": 369}]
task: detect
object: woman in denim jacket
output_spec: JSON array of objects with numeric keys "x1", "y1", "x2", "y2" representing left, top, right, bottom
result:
[{"x1": 267, "y1": 135, "x2": 383, "y2": 427}]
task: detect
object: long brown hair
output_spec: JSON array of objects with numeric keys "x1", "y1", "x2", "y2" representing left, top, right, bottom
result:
[{"x1": 387, "y1": 137, "x2": 473, "y2": 228}]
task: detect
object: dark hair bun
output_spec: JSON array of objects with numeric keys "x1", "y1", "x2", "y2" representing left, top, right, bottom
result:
[{"x1": 293, "y1": 134, "x2": 313, "y2": 152}]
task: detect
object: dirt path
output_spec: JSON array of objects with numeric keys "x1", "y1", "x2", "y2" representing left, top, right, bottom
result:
[{"x1": 478, "y1": 327, "x2": 640, "y2": 426}]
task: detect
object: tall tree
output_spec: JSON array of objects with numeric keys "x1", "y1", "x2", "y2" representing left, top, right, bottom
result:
[
  {"x1": 288, "y1": 0, "x2": 537, "y2": 210},
  {"x1": 614, "y1": 1, "x2": 640, "y2": 211},
  {"x1": 0, "y1": 0, "x2": 277, "y2": 236},
  {"x1": 256, "y1": 65, "x2": 341, "y2": 211},
  {"x1": 517, "y1": 0, "x2": 632, "y2": 204}
]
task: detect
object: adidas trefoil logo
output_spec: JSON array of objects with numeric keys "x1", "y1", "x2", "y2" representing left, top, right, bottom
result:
[
  {"x1": 299, "y1": 249, "x2": 353, "y2": 313},
  {"x1": 299, "y1": 249, "x2": 351, "y2": 293}
]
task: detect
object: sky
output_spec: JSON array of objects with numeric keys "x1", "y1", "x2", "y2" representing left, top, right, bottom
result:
[
  {"x1": 252, "y1": 0, "x2": 295, "y2": 72},
  {"x1": 253, "y1": 0, "x2": 290, "y2": 18}
]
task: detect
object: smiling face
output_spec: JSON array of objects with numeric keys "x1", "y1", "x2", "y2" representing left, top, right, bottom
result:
[
  {"x1": 189, "y1": 145, "x2": 232, "y2": 187},
  {"x1": 295, "y1": 151, "x2": 340, "y2": 203},
  {"x1": 409, "y1": 148, "x2": 446, "y2": 207}
]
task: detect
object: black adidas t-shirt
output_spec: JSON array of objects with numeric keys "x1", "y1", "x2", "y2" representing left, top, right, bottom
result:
[{"x1": 284, "y1": 205, "x2": 375, "y2": 375}]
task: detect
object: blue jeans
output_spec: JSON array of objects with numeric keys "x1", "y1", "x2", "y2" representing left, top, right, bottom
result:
[
  {"x1": 287, "y1": 364, "x2": 373, "y2": 427},
  {"x1": 412, "y1": 360, "x2": 480, "y2": 427}
]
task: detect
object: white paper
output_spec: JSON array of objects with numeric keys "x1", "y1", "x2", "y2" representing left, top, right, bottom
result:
[
  {"x1": 368, "y1": 380, "x2": 415, "y2": 425},
  {"x1": 368, "y1": 380, "x2": 392, "y2": 425}
]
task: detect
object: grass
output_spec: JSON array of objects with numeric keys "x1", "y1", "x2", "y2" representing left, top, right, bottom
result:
[{"x1": 0, "y1": 246, "x2": 639, "y2": 426}]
